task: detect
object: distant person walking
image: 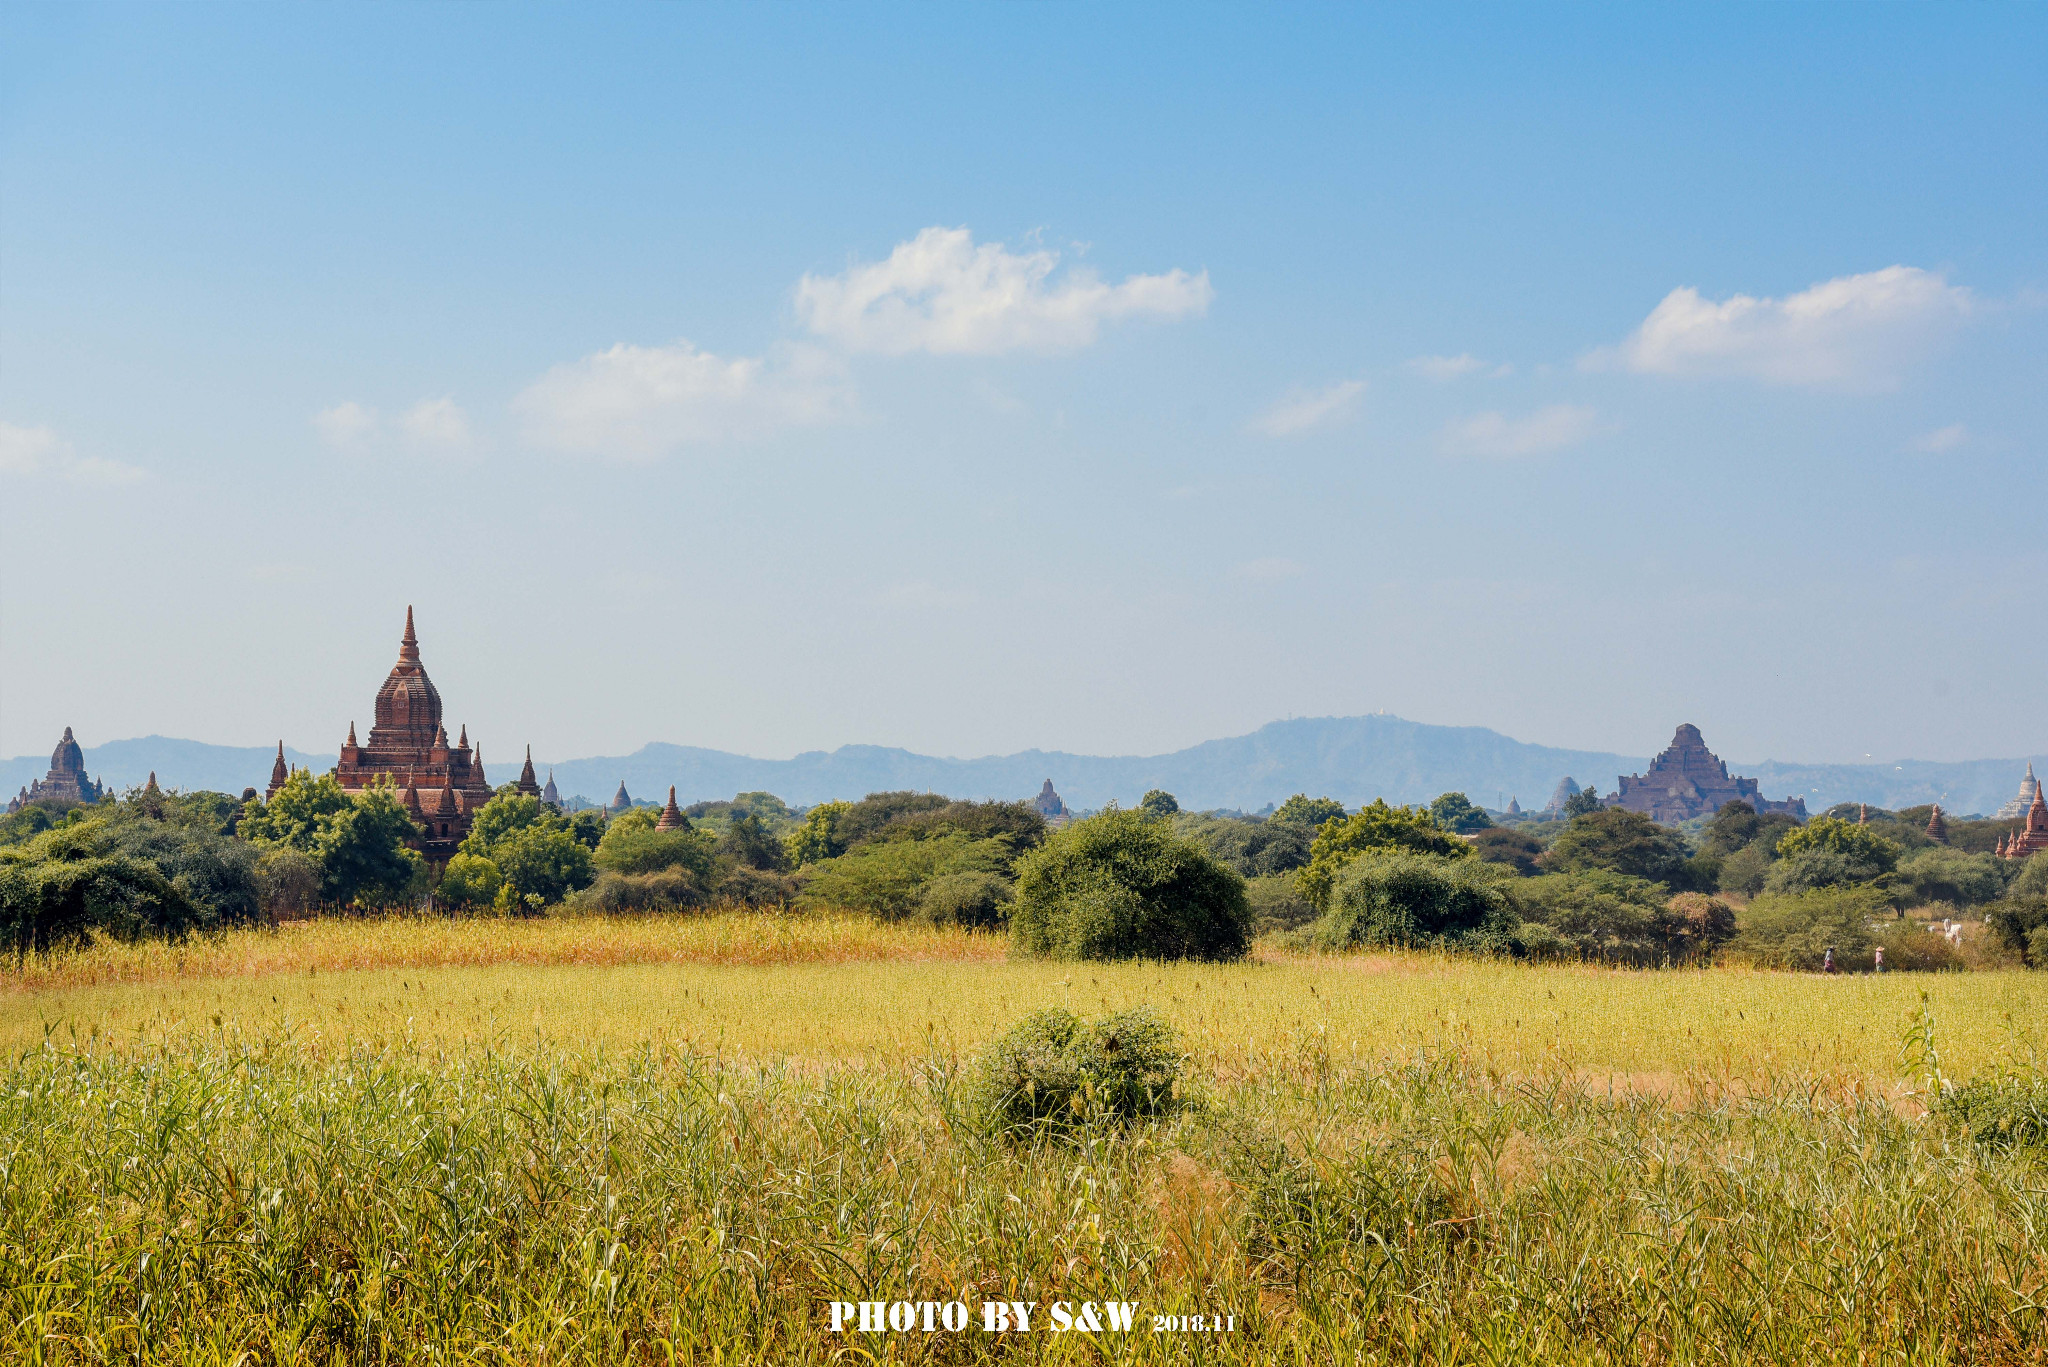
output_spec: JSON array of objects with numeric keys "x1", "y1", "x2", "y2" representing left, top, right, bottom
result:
[
  {"x1": 1823, "y1": 946, "x2": 1836, "y2": 975},
  {"x1": 1874, "y1": 947, "x2": 1886, "y2": 974}
]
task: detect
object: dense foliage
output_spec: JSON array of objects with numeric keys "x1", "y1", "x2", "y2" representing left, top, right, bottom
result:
[
  {"x1": 1312, "y1": 853, "x2": 1518, "y2": 953},
  {"x1": 1010, "y1": 809, "x2": 1250, "y2": 961},
  {"x1": 969, "y1": 1005, "x2": 1184, "y2": 1133},
  {"x1": 1297, "y1": 800, "x2": 1469, "y2": 912}
]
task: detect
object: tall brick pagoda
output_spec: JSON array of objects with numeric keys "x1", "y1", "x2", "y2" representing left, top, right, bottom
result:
[
  {"x1": 319, "y1": 607, "x2": 501, "y2": 863},
  {"x1": 1998, "y1": 784, "x2": 2048, "y2": 862},
  {"x1": 1608, "y1": 724, "x2": 1807, "y2": 824},
  {"x1": 7, "y1": 727, "x2": 106, "y2": 813}
]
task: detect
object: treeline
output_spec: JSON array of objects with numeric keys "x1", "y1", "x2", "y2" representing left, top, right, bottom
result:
[{"x1": 6, "y1": 775, "x2": 2046, "y2": 971}]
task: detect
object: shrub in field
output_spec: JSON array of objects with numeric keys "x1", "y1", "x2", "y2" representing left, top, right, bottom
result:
[
  {"x1": 570, "y1": 868, "x2": 705, "y2": 912},
  {"x1": 1774, "y1": 815, "x2": 1902, "y2": 882},
  {"x1": 1894, "y1": 846, "x2": 2010, "y2": 910},
  {"x1": 1297, "y1": 800, "x2": 1468, "y2": 912},
  {"x1": 1244, "y1": 873, "x2": 1318, "y2": 933},
  {"x1": 712, "y1": 864, "x2": 796, "y2": 907},
  {"x1": 1174, "y1": 813, "x2": 1314, "y2": 879},
  {"x1": 797, "y1": 832, "x2": 1009, "y2": 919},
  {"x1": 2011, "y1": 852, "x2": 2048, "y2": 900},
  {"x1": 594, "y1": 818, "x2": 717, "y2": 882},
  {"x1": 436, "y1": 851, "x2": 502, "y2": 909},
  {"x1": 970, "y1": 1005, "x2": 1183, "y2": 1132},
  {"x1": 1471, "y1": 827, "x2": 1544, "y2": 876},
  {"x1": 1661, "y1": 891, "x2": 1739, "y2": 961},
  {"x1": 1231, "y1": 1135, "x2": 1457, "y2": 1267},
  {"x1": 1733, "y1": 886, "x2": 1889, "y2": 970},
  {"x1": 1313, "y1": 852, "x2": 1519, "y2": 953},
  {"x1": 1010, "y1": 809, "x2": 1250, "y2": 961},
  {"x1": 784, "y1": 800, "x2": 853, "y2": 866},
  {"x1": 916, "y1": 870, "x2": 1013, "y2": 928},
  {"x1": 1937, "y1": 1074, "x2": 2048, "y2": 1151},
  {"x1": 1871, "y1": 916, "x2": 1968, "y2": 972},
  {"x1": 1540, "y1": 808, "x2": 1693, "y2": 887},
  {"x1": 1717, "y1": 843, "x2": 1775, "y2": 897},
  {"x1": 1983, "y1": 894, "x2": 2048, "y2": 966}
]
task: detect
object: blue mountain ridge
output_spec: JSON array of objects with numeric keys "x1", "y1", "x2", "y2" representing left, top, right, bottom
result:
[{"x1": 6, "y1": 717, "x2": 2039, "y2": 818}]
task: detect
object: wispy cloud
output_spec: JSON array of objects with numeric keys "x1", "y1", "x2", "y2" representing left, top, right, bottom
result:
[
  {"x1": 317, "y1": 398, "x2": 476, "y2": 454},
  {"x1": 1589, "y1": 265, "x2": 1971, "y2": 388},
  {"x1": 1250, "y1": 379, "x2": 1365, "y2": 437},
  {"x1": 1406, "y1": 353, "x2": 1487, "y2": 381},
  {"x1": 1439, "y1": 404, "x2": 1600, "y2": 458},
  {"x1": 0, "y1": 420, "x2": 144, "y2": 484},
  {"x1": 398, "y1": 397, "x2": 473, "y2": 451},
  {"x1": 513, "y1": 341, "x2": 852, "y2": 459},
  {"x1": 795, "y1": 226, "x2": 1212, "y2": 356},
  {"x1": 1912, "y1": 422, "x2": 1969, "y2": 454}
]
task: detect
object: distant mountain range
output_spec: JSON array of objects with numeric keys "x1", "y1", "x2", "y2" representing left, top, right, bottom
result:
[{"x1": 5, "y1": 717, "x2": 2039, "y2": 819}]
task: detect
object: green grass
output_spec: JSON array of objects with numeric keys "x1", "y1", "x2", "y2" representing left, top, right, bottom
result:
[{"x1": 4, "y1": 914, "x2": 2048, "y2": 1363}]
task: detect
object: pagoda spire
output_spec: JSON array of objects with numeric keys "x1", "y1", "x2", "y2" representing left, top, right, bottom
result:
[
  {"x1": 346, "y1": 721, "x2": 358, "y2": 747},
  {"x1": 400, "y1": 605, "x2": 420, "y2": 663},
  {"x1": 517, "y1": 745, "x2": 540, "y2": 797},
  {"x1": 656, "y1": 786, "x2": 686, "y2": 831},
  {"x1": 268, "y1": 742, "x2": 289, "y2": 798},
  {"x1": 457, "y1": 723, "x2": 469, "y2": 750}
]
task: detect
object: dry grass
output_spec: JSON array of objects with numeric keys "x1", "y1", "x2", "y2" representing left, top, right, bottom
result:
[{"x1": 5, "y1": 914, "x2": 2046, "y2": 1080}]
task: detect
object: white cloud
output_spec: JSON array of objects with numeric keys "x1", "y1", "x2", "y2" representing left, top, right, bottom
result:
[
  {"x1": 0, "y1": 420, "x2": 144, "y2": 484},
  {"x1": 399, "y1": 397, "x2": 473, "y2": 451},
  {"x1": 513, "y1": 341, "x2": 851, "y2": 459},
  {"x1": 1912, "y1": 422, "x2": 1969, "y2": 454},
  {"x1": 1251, "y1": 379, "x2": 1365, "y2": 437},
  {"x1": 1439, "y1": 404, "x2": 1600, "y2": 458},
  {"x1": 1233, "y1": 557, "x2": 1308, "y2": 583},
  {"x1": 313, "y1": 401, "x2": 380, "y2": 448},
  {"x1": 1406, "y1": 353, "x2": 1487, "y2": 381},
  {"x1": 794, "y1": 226, "x2": 1212, "y2": 355},
  {"x1": 1593, "y1": 265, "x2": 1972, "y2": 387}
]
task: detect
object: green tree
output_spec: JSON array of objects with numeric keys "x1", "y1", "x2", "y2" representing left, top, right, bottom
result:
[
  {"x1": 0, "y1": 851, "x2": 201, "y2": 956},
  {"x1": 1297, "y1": 800, "x2": 1468, "y2": 912},
  {"x1": 1734, "y1": 886, "x2": 1890, "y2": 971},
  {"x1": 785, "y1": 800, "x2": 854, "y2": 867},
  {"x1": 1471, "y1": 826, "x2": 1545, "y2": 876},
  {"x1": 1314, "y1": 853, "x2": 1518, "y2": 952},
  {"x1": 314, "y1": 787, "x2": 424, "y2": 906},
  {"x1": 718, "y1": 812, "x2": 788, "y2": 872},
  {"x1": 237, "y1": 770, "x2": 351, "y2": 851},
  {"x1": 1270, "y1": 794, "x2": 1347, "y2": 831},
  {"x1": 593, "y1": 821, "x2": 716, "y2": 879},
  {"x1": 437, "y1": 852, "x2": 502, "y2": 909},
  {"x1": 1775, "y1": 815, "x2": 1902, "y2": 875},
  {"x1": 1010, "y1": 809, "x2": 1250, "y2": 962},
  {"x1": 459, "y1": 792, "x2": 548, "y2": 859},
  {"x1": 494, "y1": 825, "x2": 594, "y2": 906},
  {"x1": 1541, "y1": 808, "x2": 1692, "y2": 887},
  {"x1": 1138, "y1": 789, "x2": 1181, "y2": 820},
  {"x1": 1429, "y1": 792, "x2": 1495, "y2": 834},
  {"x1": 796, "y1": 832, "x2": 1008, "y2": 919},
  {"x1": 1562, "y1": 786, "x2": 1603, "y2": 819}
]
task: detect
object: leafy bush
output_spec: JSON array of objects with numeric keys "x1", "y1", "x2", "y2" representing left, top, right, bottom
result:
[
  {"x1": 1936, "y1": 1075, "x2": 2048, "y2": 1152},
  {"x1": 1540, "y1": 808, "x2": 1692, "y2": 887},
  {"x1": 1764, "y1": 848, "x2": 1890, "y2": 896},
  {"x1": 1871, "y1": 917, "x2": 1967, "y2": 972},
  {"x1": 2010, "y1": 852, "x2": 2048, "y2": 900},
  {"x1": 1297, "y1": 801, "x2": 1468, "y2": 912},
  {"x1": 1313, "y1": 853, "x2": 1519, "y2": 953},
  {"x1": 798, "y1": 832, "x2": 1009, "y2": 919},
  {"x1": 916, "y1": 870, "x2": 1013, "y2": 928},
  {"x1": 0, "y1": 853, "x2": 201, "y2": 956},
  {"x1": 828, "y1": 792, "x2": 952, "y2": 849},
  {"x1": 712, "y1": 865, "x2": 796, "y2": 907},
  {"x1": 1010, "y1": 810, "x2": 1250, "y2": 962},
  {"x1": 1662, "y1": 892, "x2": 1739, "y2": 962},
  {"x1": 1893, "y1": 846, "x2": 2009, "y2": 909},
  {"x1": 1173, "y1": 813, "x2": 1313, "y2": 878},
  {"x1": 784, "y1": 800, "x2": 853, "y2": 866},
  {"x1": 1717, "y1": 843, "x2": 1775, "y2": 897},
  {"x1": 1470, "y1": 827, "x2": 1544, "y2": 876},
  {"x1": 859, "y1": 800, "x2": 1047, "y2": 868},
  {"x1": 1429, "y1": 792, "x2": 1493, "y2": 834},
  {"x1": 1733, "y1": 886, "x2": 1890, "y2": 970},
  {"x1": 1776, "y1": 815, "x2": 1902, "y2": 874},
  {"x1": 1983, "y1": 895, "x2": 2048, "y2": 965},
  {"x1": 569, "y1": 868, "x2": 705, "y2": 913},
  {"x1": 1270, "y1": 794, "x2": 1346, "y2": 831},
  {"x1": 1244, "y1": 873, "x2": 1318, "y2": 934},
  {"x1": 594, "y1": 822, "x2": 717, "y2": 880},
  {"x1": 437, "y1": 852, "x2": 503, "y2": 909},
  {"x1": 969, "y1": 1006, "x2": 1184, "y2": 1134},
  {"x1": 1139, "y1": 789, "x2": 1181, "y2": 820},
  {"x1": 1513, "y1": 873, "x2": 1734, "y2": 964}
]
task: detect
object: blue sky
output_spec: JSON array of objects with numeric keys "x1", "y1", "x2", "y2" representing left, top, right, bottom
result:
[{"x1": 3, "y1": 4, "x2": 2044, "y2": 769}]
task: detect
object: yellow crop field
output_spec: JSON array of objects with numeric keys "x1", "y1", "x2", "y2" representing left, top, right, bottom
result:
[{"x1": 5, "y1": 913, "x2": 2048, "y2": 1364}]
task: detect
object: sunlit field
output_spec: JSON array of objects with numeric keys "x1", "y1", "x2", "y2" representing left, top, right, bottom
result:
[{"x1": 6, "y1": 913, "x2": 2048, "y2": 1364}]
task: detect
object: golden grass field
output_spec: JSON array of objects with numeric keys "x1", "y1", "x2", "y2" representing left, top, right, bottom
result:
[
  {"x1": 5, "y1": 911, "x2": 2043, "y2": 1080},
  {"x1": 9, "y1": 912, "x2": 2048, "y2": 1364}
]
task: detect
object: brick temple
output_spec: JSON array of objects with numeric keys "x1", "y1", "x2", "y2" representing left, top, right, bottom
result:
[
  {"x1": 272, "y1": 607, "x2": 539, "y2": 863},
  {"x1": 1608, "y1": 724, "x2": 1808, "y2": 824},
  {"x1": 1997, "y1": 784, "x2": 2048, "y2": 861},
  {"x1": 7, "y1": 726, "x2": 106, "y2": 813}
]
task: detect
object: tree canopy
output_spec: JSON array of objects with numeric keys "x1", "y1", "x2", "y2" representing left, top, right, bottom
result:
[{"x1": 1297, "y1": 800, "x2": 1469, "y2": 912}]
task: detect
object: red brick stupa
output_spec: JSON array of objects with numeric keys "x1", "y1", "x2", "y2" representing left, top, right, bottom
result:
[
  {"x1": 1998, "y1": 784, "x2": 2048, "y2": 862},
  {"x1": 321, "y1": 607, "x2": 503, "y2": 863}
]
